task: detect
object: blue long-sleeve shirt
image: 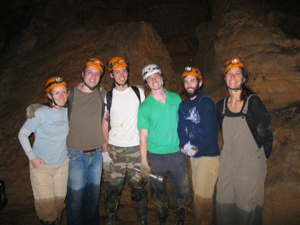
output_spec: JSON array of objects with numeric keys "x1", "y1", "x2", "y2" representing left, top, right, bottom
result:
[{"x1": 177, "y1": 92, "x2": 219, "y2": 158}]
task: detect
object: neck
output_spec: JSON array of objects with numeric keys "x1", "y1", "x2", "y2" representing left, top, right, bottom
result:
[
  {"x1": 114, "y1": 83, "x2": 129, "y2": 92},
  {"x1": 79, "y1": 83, "x2": 95, "y2": 93},
  {"x1": 151, "y1": 87, "x2": 166, "y2": 103},
  {"x1": 228, "y1": 89, "x2": 242, "y2": 103}
]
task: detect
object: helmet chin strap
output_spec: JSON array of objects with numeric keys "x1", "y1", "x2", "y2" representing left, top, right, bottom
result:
[
  {"x1": 49, "y1": 96, "x2": 62, "y2": 110},
  {"x1": 227, "y1": 83, "x2": 243, "y2": 92},
  {"x1": 114, "y1": 77, "x2": 129, "y2": 87},
  {"x1": 83, "y1": 81, "x2": 97, "y2": 90}
]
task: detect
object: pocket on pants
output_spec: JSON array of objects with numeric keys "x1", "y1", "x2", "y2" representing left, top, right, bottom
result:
[{"x1": 68, "y1": 150, "x2": 80, "y2": 161}]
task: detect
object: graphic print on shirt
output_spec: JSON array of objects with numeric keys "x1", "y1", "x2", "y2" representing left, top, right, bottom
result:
[{"x1": 185, "y1": 107, "x2": 200, "y2": 124}]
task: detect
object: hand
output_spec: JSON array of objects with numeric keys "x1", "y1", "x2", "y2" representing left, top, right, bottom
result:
[
  {"x1": 26, "y1": 104, "x2": 42, "y2": 119},
  {"x1": 140, "y1": 162, "x2": 151, "y2": 179},
  {"x1": 183, "y1": 142, "x2": 199, "y2": 157},
  {"x1": 31, "y1": 157, "x2": 46, "y2": 168},
  {"x1": 102, "y1": 151, "x2": 113, "y2": 173}
]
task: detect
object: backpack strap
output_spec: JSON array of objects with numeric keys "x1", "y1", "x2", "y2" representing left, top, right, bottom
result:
[
  {"x1": 95, "y1": 85, "x2": 106, "y2": 119},
  {"x1": 68, "y1": 87, "x2": 75, "y2": 121},
  {"x1": 0, "y1": 180, "x2": 7, "y2": 211},
  {"x1": 131, "y1": 86, "x2": 141, "y2": 104}
]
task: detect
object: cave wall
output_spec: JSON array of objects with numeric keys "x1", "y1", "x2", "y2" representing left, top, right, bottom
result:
[{"x1": 0, "y1": 0, "x2": 299, "y2": 224}]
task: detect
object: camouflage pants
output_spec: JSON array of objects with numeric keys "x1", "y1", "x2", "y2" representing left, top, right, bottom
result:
[{"x1": 105, "y1": 145, "x2": 147, "y2": 202}]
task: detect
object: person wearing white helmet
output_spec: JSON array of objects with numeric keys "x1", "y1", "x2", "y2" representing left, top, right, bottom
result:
[
  {"x1": 138, "y1": 64, "x2": 192, "y2": 225},
  {"x1": 178, "y1": 67, "x2": 220, "y2": 225}
]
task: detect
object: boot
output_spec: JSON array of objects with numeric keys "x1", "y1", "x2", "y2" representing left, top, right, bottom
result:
[
  {"x1": 105, "y1": 199, "x2": 119, "y2": 225},
  {"x1": 158, "y1": 207, "x2": 168, "y2": 225},
  {"x1": 174, "y1": 206, "x2": 186, "y2": 225},
  {"x1": 135, "y1": 195, "x2": 148, "y2": 225},
  {"x1": 39, "y1": 219, "x2": 56, "y2": 225},
  {"x1": 54, "y1": 210, "x2": 63, "y2": 225}
]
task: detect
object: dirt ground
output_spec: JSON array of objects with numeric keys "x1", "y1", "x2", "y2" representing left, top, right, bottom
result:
[{"x1": 0, "y1": 150, "x2": 211, "y2": 225}]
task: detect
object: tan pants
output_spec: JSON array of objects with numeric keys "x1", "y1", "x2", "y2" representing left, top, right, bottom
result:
[
  {"x1": 30, "y1": 159, "x2": 69, "y2": 222},
  {"x1": 190, "y1": 156, "x2": 219, "y2": 225}
]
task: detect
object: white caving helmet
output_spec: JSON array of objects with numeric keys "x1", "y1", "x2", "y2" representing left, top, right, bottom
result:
[{"x1": 142, "y1": 64, "x2": 162, "y2": 81}]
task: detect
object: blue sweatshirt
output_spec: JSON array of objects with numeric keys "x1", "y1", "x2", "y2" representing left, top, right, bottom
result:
[{"x1": 178, "y1": 92, "x2": 219, "y2": 157}]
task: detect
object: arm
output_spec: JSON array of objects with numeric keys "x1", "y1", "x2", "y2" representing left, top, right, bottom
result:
[
  {"x1": 18, "y1": 126, "x2": 45, "y2": 168},
  {"x1": 139, "y1": 129, "x2": 148, "y2": 163},
  {"x1": 249, "y1": 96, "x2": 273, "y2": 159},
  {"x1": 139, "y1": 129, "x2": 151, "y2": 178},
  {"x1": 101, "y1": 110, "x2": 109, "y2": 153}
]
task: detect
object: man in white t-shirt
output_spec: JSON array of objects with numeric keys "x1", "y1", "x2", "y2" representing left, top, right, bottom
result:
[{"x1": 102, "y1": 55, "x2": 147, "y2": 225}]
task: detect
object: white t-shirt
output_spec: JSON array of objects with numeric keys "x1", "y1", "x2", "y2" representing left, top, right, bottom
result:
[{"x1": 105, "y1": 86, "x2": 145, "y2": 147}]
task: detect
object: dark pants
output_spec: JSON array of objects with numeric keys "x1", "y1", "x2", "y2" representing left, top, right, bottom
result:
[{"x1": 147, "y1": 151, "x2": 192, "y2": 210}]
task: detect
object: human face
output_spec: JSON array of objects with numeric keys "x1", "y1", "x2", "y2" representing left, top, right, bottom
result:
[
  {"x1": 183, "y1": 75, "x2": 202, "y2": 99},
  {"x1": 146, "y1": 73, "x2": 163, "y2": 90},
  {"x1": 82, "y1": 65, "x2": 101, "y2": 88},
  {"x1": 110, "y1": 66, "x2": 128, "y2": 85},
  {"x1": 48, "y1": 85, "x2": 68, "y2": 107},
  {"x1": 225, "y1": 67, "x2": 245, "y2": 90}
]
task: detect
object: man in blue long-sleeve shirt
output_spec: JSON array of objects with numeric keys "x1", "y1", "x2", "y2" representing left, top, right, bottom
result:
[{"x1": 177, "y1": 67, "x2": 219, "y2": 225}]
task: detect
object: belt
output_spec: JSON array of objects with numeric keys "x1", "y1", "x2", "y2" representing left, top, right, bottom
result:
[{"x1": 83, "y1": 149, "x2": 96, "y2": 153}]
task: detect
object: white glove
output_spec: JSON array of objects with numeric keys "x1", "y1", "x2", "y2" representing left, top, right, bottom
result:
[
  {"x1": 183, "y1": 141, "x2": 199, "y2": 157},
  {"x1": 102, "y1": 151, "x2": 113, "y2": 173}
]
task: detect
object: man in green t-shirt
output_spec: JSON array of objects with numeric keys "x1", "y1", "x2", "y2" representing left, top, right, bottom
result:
[{"x1": 138, "y1": 64, "x2": 192, "y2": 225}]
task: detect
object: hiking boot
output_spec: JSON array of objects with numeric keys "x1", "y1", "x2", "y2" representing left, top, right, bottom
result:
[
  {"x1": 135, "y1": 195, "x2": 148, "y2": 225},
  {"x1": 105, "y1": 199, "x2": 119, "y2": 225},
  {"x1": 158, "y1": 207, "x2": 168, "y2": 225},
  {"x1": 174, "y1": 206, "x2": 186, "y2": 225}
]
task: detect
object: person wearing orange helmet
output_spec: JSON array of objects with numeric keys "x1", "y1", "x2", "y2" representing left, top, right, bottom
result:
[
  {"x1": 102, "y1": 55, "x2": 147, "y2": 225},
  {"x1": 216, "y1": 58, "x2": 273, "y2": 225},
  {"x1": 26, "y1": 58, "x2": 107, "y2": 225},
  {"x1": 177, "y1": 67, "x2": 220, "y2": 225},
  {"x1": 19, "y1": 77, "x2": 69, "y2": 225}
]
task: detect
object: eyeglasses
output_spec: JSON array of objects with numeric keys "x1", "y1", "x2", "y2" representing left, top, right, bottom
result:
[
  {"x1": 107, "y1": 59, "x2": 129, "y2": 68},
  {"x1": 85, "y1": 59, "x2": 104, "y2": 70},
  {"x1": 44, "y1": 77, "x2": 67, "y2": 90},
  {"x1": 183, "y1": 67, "x2": 201, "y2": 76},
  {"x1": 52, "y1": 91, "x2": 68, "y2": 97}
]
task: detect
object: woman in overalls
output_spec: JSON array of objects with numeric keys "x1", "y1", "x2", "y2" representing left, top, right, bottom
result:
[
  {"x1": 18, "y1": 77, "x2": 69, "y2": 225},
  {"x1": 216, "y1": 59, "x2": 273, "y2": 225}
]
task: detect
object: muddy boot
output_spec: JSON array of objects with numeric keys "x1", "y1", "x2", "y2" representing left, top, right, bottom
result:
[
  {"x1": 158, "y1": 207, "x2": 168, "y2": 225},
  {"x1": 135, "y1": 195, "x2": 148, "y2": 225},
  {"x1": 105, "y1": 199, "x2": 119, "y2": 225},
  {"x1": 174, "y1": 206, "x2": 186, "y2": 225}
]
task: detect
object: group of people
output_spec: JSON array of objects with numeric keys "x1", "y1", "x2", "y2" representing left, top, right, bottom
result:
[{"x1": 18, "y1": 55, "x2": 273, "y2": 225}]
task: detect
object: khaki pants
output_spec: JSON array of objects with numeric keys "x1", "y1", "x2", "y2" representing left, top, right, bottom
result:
[
  {"x1": 30, "y1": 159, "x2": 69, "y2": 222},
  {"x1": 190, "y1": 156, "x2": 219, "y2": 225}
]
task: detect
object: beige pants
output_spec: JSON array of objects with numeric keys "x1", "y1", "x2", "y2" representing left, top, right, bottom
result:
[
  {"x1": 190, "y1": 156, "x2": 219, "y2": 225},
  {"x1": 30, "y1": 159, "x2": 69, "y2": 222}
]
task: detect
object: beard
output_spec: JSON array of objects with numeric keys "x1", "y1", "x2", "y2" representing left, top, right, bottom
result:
[{"x1": 185, "y1": 87, "x2": 200, "y2": 98}]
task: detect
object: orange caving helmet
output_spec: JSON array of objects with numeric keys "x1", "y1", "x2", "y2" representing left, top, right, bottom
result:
[
  {"x1": 181, "y1": 67, "x2": 203, "y2": 82},
  {"x1": 222, "y1": 58, "x2": 246, "y2": 76},
  {"x1": 45, "y1": 77, "x2": 68, "y2": 94},
  {"x1": 107, "y1": 56, "x2": 129, "y2": 72},
  {"x1": 85, "y1": 58, "x2": 105, "y2": 74}
]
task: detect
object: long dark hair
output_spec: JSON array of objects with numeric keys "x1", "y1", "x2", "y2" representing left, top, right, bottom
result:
[{"x1": 240, "y1": 68, "x2": 255, "y2": 101}]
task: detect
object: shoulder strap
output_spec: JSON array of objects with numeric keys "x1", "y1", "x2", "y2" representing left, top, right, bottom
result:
[
  {"x1": 242, "y1": 94, "x2": 257, "y2": 115},
  {"x1": 222, "y1": 97, "x2": 228, "y2": 115},
  {"x1": 96, "y1": 85, "x2": 106, "y2": 119},
  {"x1": 68, "y1": 87, "x2": 74, "y2": 120},
  {"x1": 131, "y1": 86, "x2": 141, "y2": 105}
]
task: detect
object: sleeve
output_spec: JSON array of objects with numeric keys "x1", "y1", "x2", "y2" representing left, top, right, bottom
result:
[
  {"x1": 249, "y1": 96, "x2": 273, "y2": 159},
  {"x1": 193, "y1": 96, "x2": 218, "y2": 151},
  {"x1": 177, "y1": 102, "x2": 188, "y2": 147},
  {"x1": 137, "y1": 103, "x2": 149, "y2": 130},
  {"x1": 18, "y1": 126, "x2": 36, "y2": 160}
]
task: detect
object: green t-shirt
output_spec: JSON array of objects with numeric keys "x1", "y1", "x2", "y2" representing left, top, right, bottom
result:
[{"x1": 137, "y1": 89, "x2": 181, "y2": 154}]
